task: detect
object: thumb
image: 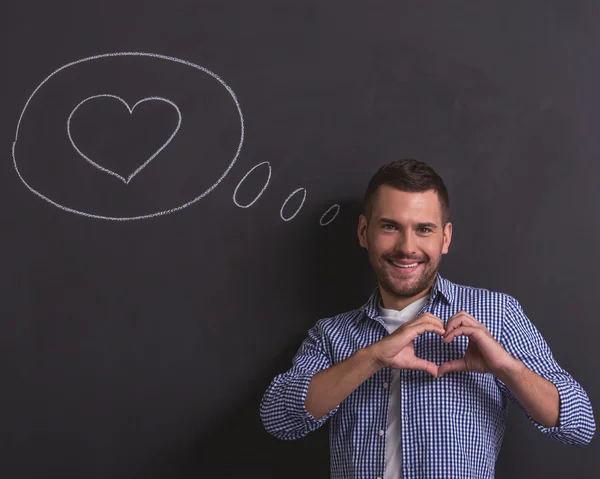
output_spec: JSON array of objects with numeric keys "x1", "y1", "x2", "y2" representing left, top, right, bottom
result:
[
  {"x1": 406, "y1": 358, "x2": 439, "y2": 378},
  {"x1": 437, "y1": 359, "x2": 467, "y2": 378}
]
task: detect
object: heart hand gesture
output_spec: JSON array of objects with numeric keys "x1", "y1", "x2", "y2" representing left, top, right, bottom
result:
[
  {"x1": 369, "y1": 310, "x2": 516, "y2": 379},
  {"x1": 370, "y1": 313, "x2": 445, "y2": 378},
  {"x1": 437, "y1": 311, "x2": 515, "y2": 377}
]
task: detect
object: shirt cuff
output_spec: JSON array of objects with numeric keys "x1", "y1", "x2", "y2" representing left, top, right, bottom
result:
[
  {"x1": 530, "y1": 379, "x2": 581, "y2": 434},
  {"x1": 285, "y1": 370, "x2": 340, "y2": 424}
]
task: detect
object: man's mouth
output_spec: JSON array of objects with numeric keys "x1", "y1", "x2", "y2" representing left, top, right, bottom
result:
[
  {"x1": 390, "y1": 260, "x2": 420, "y2": 269},
  {"x1": 385, "y1": 258, "x2": 424, "y2": 271}
]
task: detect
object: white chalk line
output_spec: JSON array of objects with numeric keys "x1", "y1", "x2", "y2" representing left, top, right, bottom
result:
[
  {"x1": 232, "y1": 161, "x2": 272, "y2": 208},
  {"x1": 12, "y1": 52, "x2": 244, "y2": 221},
  {"x1": 319, "y1": 204, "x2": 340, "y2": 226},
  {"x1": 67, "y1": 94, "x2": 182, "y2": 184},
  {"x1": 280, "y1": 187, "x2": 307, "y2": 222}
]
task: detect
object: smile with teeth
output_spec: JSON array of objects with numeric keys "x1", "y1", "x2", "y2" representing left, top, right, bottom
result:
[{"x1": 388, "y1": 259, "x2": 421, "y2": 269}]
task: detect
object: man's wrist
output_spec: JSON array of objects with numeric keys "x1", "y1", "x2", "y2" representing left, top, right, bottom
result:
[
  {"x1": 492, "y1": 354, "x2": 525, "y2": 383},
  {"x1": 359, "y1": 345, "x2": 385, "y2": 373}
]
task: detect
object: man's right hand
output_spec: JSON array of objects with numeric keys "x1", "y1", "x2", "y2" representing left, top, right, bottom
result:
[
  {"x1": 367, "y1": 313, "x2": 445, "y2": 378},
  {"x1": 303, "y1": 313, "x2": 445, "y2": 420}
]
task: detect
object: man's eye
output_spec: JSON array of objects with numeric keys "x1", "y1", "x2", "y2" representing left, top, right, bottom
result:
[
  {"x1": 382, "y1": 224, "x2": 396, "y2": 230},
  {"x1": 418, "y1": 228, "x2": 432, "y2": 233}
]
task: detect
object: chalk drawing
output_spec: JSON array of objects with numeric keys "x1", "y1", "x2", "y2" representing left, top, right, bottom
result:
[
  {"x1": 12, "y1": 52, "x2": 244, "y2": 221},
  {"x1": 280, "y1": 188, "x2": 307, "y2": 222},
  {"x1": 13, "y1": 52, "x2": 344, "y2": 227},
  {"x1": 67, "y1": 94, "x2": 182, "y2": 184},
  {"x1": 319, "y1": 204, "x2": 340, "y2": 226},
  {"x1": 232, "y1": 161, "x2": 272, "y2": 208}
]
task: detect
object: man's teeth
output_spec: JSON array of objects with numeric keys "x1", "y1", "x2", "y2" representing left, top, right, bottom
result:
[{"x1": 391, "y1": 261, "x2": 419, "y2": 268}]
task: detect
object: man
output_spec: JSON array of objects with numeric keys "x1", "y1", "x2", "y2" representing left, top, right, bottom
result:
[{"x1": 259, "y1": 159, "x2": 595, "y2": 479}]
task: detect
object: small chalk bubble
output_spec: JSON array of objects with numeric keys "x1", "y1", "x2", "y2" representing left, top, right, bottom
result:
[
  {"x1": 232, "y1": 161, "x2": 272, "y2": 208},
  {"x1": 280, "y1": 187, "x2": 307, "y2": 222},
  {"x1": 319, "y1": 204, "x2": 340, "y2": 226}
]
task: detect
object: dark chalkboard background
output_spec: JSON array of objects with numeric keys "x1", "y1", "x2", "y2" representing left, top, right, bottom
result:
[{"x1": 2, "y1": 1, "x2": 598, "y2": 477}]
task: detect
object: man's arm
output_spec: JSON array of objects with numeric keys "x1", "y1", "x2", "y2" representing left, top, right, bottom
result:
[
  {"x1": 496, "y1": 297, "x2": 596, "y2": 445},
  {"x1": 438, "y1": 297, "x2": 595, "y2": 445},
  {"x1": 306, "y1": 313, "x2": 444, "y2": 419},
  {"x1": 259, "y1": 320, "x2": 338, "y2": 441},
  {"x1": 305, "y1": 348, "x2": 381, "y2": 420},
  {"x1": 260, "y1": 313, "x2": 445, "y2": 439},
  {"x1": 493, "y1": 357, "x2": 559, "y2": 428}
]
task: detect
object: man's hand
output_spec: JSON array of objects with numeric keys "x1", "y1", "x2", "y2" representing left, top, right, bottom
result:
[
  {"x1": 437, "y1": 310, "x2": 517, "y2": 377},
  {"x1": 368, "y1": 313, "x2": 445, "y2": 378}
]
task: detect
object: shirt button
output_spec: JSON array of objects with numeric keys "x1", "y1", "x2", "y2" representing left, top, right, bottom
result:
[
  {"x1": 382, "y1": 382, "x2": 389, "y2": 389},
  {"x1": 378, "y1": 429, "x2": 385, "y2": 436}
]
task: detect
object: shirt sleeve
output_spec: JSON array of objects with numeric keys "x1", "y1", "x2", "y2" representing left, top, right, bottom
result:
[
  {"x1": 495, "y1": 296, "x2": 596, "y2": 445},
  {"x1": 259, "y1": 320, "x2": 340, "y2": 440}
]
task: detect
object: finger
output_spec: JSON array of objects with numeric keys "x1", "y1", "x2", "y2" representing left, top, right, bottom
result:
[
  {"x1": 407, "y1": 358, "x2": 440, "y2": 378},
  {"x1": 446, "y1": 311, "x2": 473, "y2": 327},
  {"x1": 401, "y1": 316, "x2": 444, "y2": 336},
  {"x1": 412, "y1": 313, "x2": 445, "y2": 330},
  {"x1": 437, "y1": 359, "x2": 467, "y2": 377},
  {"x1": 443, "y1": 326, "x2": 480, "y2": 343},
  {"x1": 417, "y1": 312, "x2": 444, "y2": 325},
  {"x1": 408, "y1": 321, "x2": 445, "y2": 337},
  {"x1": 445, "y1": 312, "x2": 479, "y2": 334},
  {"x1": 393, "y1": 317, "x2": 443, "y2": 338}
]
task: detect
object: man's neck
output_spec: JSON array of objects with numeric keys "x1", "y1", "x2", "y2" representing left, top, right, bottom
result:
[{"x1": 380, "y1": 286, "x2": 432, "y2": 311}]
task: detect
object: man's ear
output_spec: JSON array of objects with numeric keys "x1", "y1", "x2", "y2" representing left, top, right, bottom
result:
[
  {"x1": 357, "y1": 214, "x2": 368, "y2": 249},
  {"x1": 442, "y1": 221, "x2": 452, "y2": 255}
]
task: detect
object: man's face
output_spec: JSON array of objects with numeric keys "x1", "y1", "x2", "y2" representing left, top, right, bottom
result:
[{"x1": 358, "y1": 186, "x2": 452, "y2": 301}]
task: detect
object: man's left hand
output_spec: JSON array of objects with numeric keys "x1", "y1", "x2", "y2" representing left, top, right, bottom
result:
[{"x1": 437, "y1": 311, "x2": 517, "y2": 378}]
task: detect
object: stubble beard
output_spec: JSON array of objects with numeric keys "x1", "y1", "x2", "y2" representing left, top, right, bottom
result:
[{"x1": 375, "y1": 255, "x2": 440, "y2": 299}]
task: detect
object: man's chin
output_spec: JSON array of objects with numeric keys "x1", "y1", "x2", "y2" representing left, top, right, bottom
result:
[
  {"x1": 381, "y1": 273, "x2": 436, "y2": 298},
  {"x1": 382, "y1": 281, "x2": 424, "y2": 298}
]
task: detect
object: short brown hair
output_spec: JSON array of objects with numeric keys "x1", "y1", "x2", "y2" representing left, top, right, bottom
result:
[{"x1": 363, "y1": 159, "x2": 450, "y2": 225}]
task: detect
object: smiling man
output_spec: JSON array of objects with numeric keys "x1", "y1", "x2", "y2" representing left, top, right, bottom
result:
[{"x1": 260, "y1": 159, "x2": 595, "y2": 479}]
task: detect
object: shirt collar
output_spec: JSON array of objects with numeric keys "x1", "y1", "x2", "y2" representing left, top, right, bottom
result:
[{"x1": 358, "y1": 272, "x2": 454, "y2": 323}]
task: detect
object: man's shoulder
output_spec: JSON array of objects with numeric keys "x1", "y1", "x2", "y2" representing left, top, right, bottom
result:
[
  {"x1": 312, "y1": 305, "x2": 365, "y2": 332},
  {"x1": 442, "y1": 276, "x2": 519, "y2": 307}
]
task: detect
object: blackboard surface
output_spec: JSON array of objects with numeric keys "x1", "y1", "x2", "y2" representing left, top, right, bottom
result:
[{"x1": 2, "y1": 1, "x2": 598, "y2": 478}]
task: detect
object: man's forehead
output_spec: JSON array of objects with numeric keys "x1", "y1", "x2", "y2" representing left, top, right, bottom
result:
[{"x1": 373, "y1": 187, "x2": 442, "y2": 220}]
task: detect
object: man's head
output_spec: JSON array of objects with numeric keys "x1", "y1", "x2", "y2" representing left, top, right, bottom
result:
[{"x1": 358, "y1": 159, "x2": 452, "y2": 308}]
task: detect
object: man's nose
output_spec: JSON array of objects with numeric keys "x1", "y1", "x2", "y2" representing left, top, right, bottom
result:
[{"x1": 394, "y1": 231, "x2": 416, "y2": 255}]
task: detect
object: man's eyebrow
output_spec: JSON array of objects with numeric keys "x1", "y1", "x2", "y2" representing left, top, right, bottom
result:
[
  {"x1": 378, "y1": 218, "x2": 438, "y2": 229},
  {"x1": 377, "y1": 217, "x2": 400, "y2": 225},
  {"x1": 416, "y1": 222, "x2": 439, "y2": 229}
]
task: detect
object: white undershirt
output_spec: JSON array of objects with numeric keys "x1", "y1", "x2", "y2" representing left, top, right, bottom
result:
[{"x1": 378, "y1": 295, "x2": 430, "y2": 479}]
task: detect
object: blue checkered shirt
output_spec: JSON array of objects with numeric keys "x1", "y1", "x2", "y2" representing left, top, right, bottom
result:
[{"x1": 260, "y1": 274, "x2": 595, "y2": 478}]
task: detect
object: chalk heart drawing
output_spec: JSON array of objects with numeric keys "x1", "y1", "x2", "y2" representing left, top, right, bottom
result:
[
  {"x1": 12, "y1": 52, "x2": 244, "y2": 221},
  {"x1": 67, "y1": 94, "x2": 182, "y2": 184}
]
